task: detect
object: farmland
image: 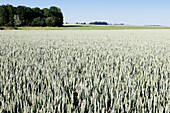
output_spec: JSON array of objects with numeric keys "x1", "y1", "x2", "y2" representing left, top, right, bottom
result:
[
  {"x1": 1, "y1": 25, "x2": 170, "y2": 30},
  {"x1": 0, "y1": 30, "x2": 170, "y2": 112}
]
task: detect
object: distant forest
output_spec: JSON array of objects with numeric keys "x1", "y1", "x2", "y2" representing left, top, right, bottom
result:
[
  {"x1": 0, "y1": 5, "x2": 63, "y2": 27},
  {"x1": 89, "y1": 21, "x2": 108, "y2": 25}
]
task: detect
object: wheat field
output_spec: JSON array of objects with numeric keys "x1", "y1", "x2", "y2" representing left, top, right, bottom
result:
[{"x1": 0, "y1": 30, "x2": 170, "y2": 112}]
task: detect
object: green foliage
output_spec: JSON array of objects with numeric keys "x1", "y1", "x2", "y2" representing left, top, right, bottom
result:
[
  {"x1": 0, "y1": 17, "x2": 3, "y2": 26},
  {"x1": 0, "y1": 5, "x2": 63, "y2": 27},
  {"x1": 7, "y1": 5, "x2": 14, "y2": 26},
  {"x1": 16, "y1": 6, "x2": 34, "y2": 26},
  {"x1": 46, "y1": 17, "x2": 60, "y2": 27},
  {"x1": 0, "y1": 6, "x2": 8, "y2": 26},
  {"x1": 43, "y1": 8, "x2": 51, "y2": 17},
  {"x1": 49, "y1": 6, "x2": 63, "y2": 27},
  {"x1": 16, "y1": 6, "x2": 26, "y2": 21},
  {"x1": 32, "y1": 7, "x2": 43, "y2": 18},
  {"x1": 31, "y1": 17, "x2": 45, "y2": 26}
]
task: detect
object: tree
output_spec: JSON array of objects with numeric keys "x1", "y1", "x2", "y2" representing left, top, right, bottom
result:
[
  {"x1": 57, "y1": 13, "x2": 63, "y2": 27},
  {"x1": 46, "y1": 17, "x2": 60, "y2": 27},
  {"x1": 0, "y1": 7, "x2": 5, "y2": 26},
  {"x1": 0, "y1": 5, "x2": 8, "y2": 26},
  {"x1": 43, "y1": 8, "x2": 51, "y2": 17},
  {"x1": 50, "y1": 6, "x2": 61, "y2": 17},
  {"x1": 32, "y1": 7, "x2": 43, "y2": 18},
  {"x1": 49, "y1": 6, "x2": 63, "y2": 26},
  {"x1": 13, "y1": 15, "x2": 22, "y2": 26},
  {"x1": 6, "y1": 5, "x2": 14, "y2": 26},
  {"x1": 0, "y1": 4, "x2": 63, "y2": 27},
  {"x1": 31, "y1": 17, "x2": 45, "y2": 26},
  {"x1": 16, "y1": 6, "x2": 34, "y2": 26},
  {"x1": 89, "y1": 21, "x2": 108, "y2": 25}
]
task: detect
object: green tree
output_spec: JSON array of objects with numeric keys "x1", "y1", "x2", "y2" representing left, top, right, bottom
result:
[
  {"x1": 0, "y1": 7, "x2": 5, "y2": 26},
  {"x1": 16, "y1": 6, "x2": 33, "y2": 26},
  {"x1": 50, "y1": 6, "x2": 61, "y2": 17},
  {"x1": 49, "y1": 6, "x2": 63, "y2": 26},
  {"x1": 32, "y1": 7, "x2": 43, "y2": 18},
  {"x1": 31, "y1": 17, "x2": 45, "y2": 26},
  {"x1": 16, "y1": 6, "x2": 26, "y2": 25},
  {"x1": 0, "y1": 4, "x2": 63, "y2": 27},
  {"x1": 45, "y1": 17, "x2": 59, "y2": 27},
  {"x1": 43, "y1": 8, "x2": 51, "y2": 17},
  {"x1": 0, "y1": 5, "x2": 8, "y2": 26},
  {"x1": 7, "y1": 5, "x2": 14, "y2": 26},
  {"x1": 57, "y1": 13, "x2": 63, "y2": 27}
]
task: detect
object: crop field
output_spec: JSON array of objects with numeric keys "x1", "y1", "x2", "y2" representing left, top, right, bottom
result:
[
  {"x1": 0, "y1": 30, "x2": 170, "y2": 112},
  {"x1": 1, "y1": 25, "x2": 170, "y2": 30}
]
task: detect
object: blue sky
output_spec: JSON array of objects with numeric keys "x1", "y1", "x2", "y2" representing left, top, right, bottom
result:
[{"x1": 1, "y1": 0, "x2": 170, "y2": 26}]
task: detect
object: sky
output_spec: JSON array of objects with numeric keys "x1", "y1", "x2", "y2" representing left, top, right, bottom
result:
[{"x1": 1, "y1": 0, "x2": 170, "y2": 26}]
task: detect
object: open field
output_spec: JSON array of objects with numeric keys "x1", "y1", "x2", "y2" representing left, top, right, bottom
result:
[
  {"x1": 0, "y1": 30, "x2": 170, "y2": 112},
  {"x1": 1, "y1": 25, "x2": 170, "y2": 30}
]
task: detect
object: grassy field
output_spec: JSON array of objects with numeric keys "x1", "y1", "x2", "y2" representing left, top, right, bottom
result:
[
  {"x1": 1, "y1": 25, "x2": 170, "y2": 30},
  {"x1": 0, "y1": 30, "x2": 169, "y2": 112}
]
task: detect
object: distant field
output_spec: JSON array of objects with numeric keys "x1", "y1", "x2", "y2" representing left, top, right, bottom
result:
[{"x1": 1, "y1": 25, "x2": 170, "y2": 30}]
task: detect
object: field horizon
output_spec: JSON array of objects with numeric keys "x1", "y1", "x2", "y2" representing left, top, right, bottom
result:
[{"x1": 1, "y1": 24, "x2": 170, "y2": 30}]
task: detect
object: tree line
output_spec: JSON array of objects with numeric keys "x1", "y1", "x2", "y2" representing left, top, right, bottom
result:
[
  {"x1": 0, "y1": 5, "x2": 63, "y2": 27},
  {"x1": 89, "y1": 21, "x2": 108, "y2": 25}
]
